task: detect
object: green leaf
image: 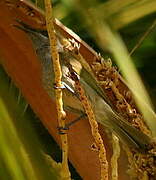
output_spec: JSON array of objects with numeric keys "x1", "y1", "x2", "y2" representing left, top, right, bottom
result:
[{"x1": 0, "y1": 65, "x2": 58, "y2": 180}]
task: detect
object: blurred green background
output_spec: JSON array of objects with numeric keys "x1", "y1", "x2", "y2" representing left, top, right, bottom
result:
[{"x1": 0, "y1": 0, "x2": 156, "y2": 179}]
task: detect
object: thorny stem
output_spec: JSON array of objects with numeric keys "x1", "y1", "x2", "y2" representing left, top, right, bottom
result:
[
  {"x1": 69, "y1": 67, "x2": 108, "y2": 180},
  {"x1": 44, "y1": 0, "x2": 71, "y2": 179}
]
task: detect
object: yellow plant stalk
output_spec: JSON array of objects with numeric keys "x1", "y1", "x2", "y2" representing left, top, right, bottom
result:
[
  {"x1": 44, "y1": 0, "x2": 71, "y2": 179},
  {"x1": 69, "y1": 67, "x2": 108, "y2": 180},
  {"x1": 111, "y1": 134, "x2": 120, "y2": 180}
]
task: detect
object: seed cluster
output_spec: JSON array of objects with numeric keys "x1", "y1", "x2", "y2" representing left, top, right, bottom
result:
[
  {"x1": 91, "y1": 55, "x2": 156, "y2": 178},
  {"x1": 92, "y1": 55, "x2": 151, "y2": 135}
]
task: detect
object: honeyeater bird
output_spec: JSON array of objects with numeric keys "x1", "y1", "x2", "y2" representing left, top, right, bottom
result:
[{"x1": 15, "y1": 21, "x2": 152, "y2": 152}]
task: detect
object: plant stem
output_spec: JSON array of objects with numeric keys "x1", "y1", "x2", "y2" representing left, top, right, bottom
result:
[{"x1": 44, "y1": 0, "x2": 71, "y2": 179}]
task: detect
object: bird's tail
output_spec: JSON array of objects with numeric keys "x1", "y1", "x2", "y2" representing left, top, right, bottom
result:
[{"x1": 104, "y1": 112, "x2": 151, "y2": 152}]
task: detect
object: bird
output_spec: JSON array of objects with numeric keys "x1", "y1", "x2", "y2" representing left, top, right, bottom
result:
[{"x1": 14, "y1": 20, "x2": 152, "y2": 152}]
